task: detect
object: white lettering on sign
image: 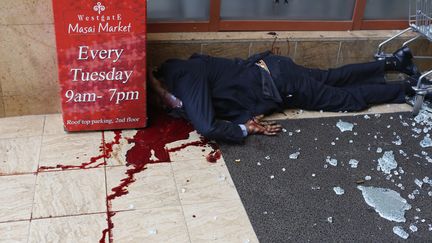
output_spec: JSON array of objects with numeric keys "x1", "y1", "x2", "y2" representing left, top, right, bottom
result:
[
  {"x1": 77, "y1": 46, "x2": 124, "y2": 63},
  {"x1": 70, "y1": 67, "x2": 133, "y2": 84}
]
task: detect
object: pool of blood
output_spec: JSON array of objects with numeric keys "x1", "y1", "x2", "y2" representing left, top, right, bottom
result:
[{"x1": 37, "y1": 110, "x2": 222, "y2": 243}]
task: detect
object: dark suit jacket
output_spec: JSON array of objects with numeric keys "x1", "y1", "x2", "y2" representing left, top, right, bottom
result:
[{"x1": 158, "y1": 52, "x2": 283, "y2": 143}]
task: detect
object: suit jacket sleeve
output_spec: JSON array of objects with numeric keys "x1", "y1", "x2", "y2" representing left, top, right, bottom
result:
[{"x1": 173, "y1": 73, "x2": 245, "y2": 144}]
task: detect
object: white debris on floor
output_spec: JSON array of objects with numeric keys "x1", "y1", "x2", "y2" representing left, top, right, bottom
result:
[
  {"x1": 393, "y1": 226, "x2": 409, "y2": 239},
  {"x1": 326, "y1": 157, "x2": 338, "y2": 167},
  {"x1": 333, "y1": 187, "x2": 345, "y2": 195},
  {"x1": 289, "y1": 152, "x2": 300, "y2": 159},
  {"x1": 348, "y1": 159, "x2": 359, "y2": 168},
  {"x1": 357, "y1": 186, "x2": 411, "y2": 223},
  {"x1": 377, "y1": 151, "x2": 398, "y2": 175},
  {"x1": 336, "y1": 120, "x2": 354, "y2": 132}
]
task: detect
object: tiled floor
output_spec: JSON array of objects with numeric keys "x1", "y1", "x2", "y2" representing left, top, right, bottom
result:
[{"x1": 0, "y1": 104, "x2": 412, "y2": 242}]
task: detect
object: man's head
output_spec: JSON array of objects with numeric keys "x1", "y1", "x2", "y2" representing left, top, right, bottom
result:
[{"x1": 147, "y1": 67, "x2": 182, "y2": 110}]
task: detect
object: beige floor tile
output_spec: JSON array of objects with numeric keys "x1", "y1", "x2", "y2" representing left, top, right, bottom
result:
[
  {"x1": 0, "y1": 115, "x2": 45, "y2": 139},
  {"x1": 0, "y1": 136, "x2": 42, "y2": 175},
  {"x1": 183, "y1": 200, "x2": 258, "y2": 243},
  {"x1": 111, "y1": 207, "x2": 190, "y2": 243},
  {"x1": 282, "y1": 103, "x2": 412, "y2": 120},
  {"x1": 0, "y1": 221, "x2": 30, "y2": 242},
  {"x1": 171, "y1": 159, "x2": 239, "y2": 205},
  {"x1": 0, "y1": 174, "x2": 35, "y2": 222},
  {"x1": 264, "y1": 111, "x2": 289, "y2": 120},
  {"x1": 43, "y1": 113, "x2": 65, "y2": 136},
  {"x1": 29, "y1": 213, "x2": 107, "y2": 243},
  {"x1": 38, "y1": 133, "x2": 104, "y2": 170},
  {"x1": 106, "y1": 164, "x2": 179, "y2": 211},
  {"x1": 167, "y1": 131, "x2": 214, "y2": 161},
  {"x1": 32, "y1": 168, "x2": 106, "y2": 218},
  {"x1": 104, "y1": 130, "x2": 138, "y2": 166}
]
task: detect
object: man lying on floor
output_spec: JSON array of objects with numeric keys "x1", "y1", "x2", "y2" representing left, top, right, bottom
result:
[{"x1": 148, "y1": 47, "x2": 428, "y2": 144}]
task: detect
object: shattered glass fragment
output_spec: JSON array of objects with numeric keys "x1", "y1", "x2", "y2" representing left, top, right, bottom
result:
[
  {"x1": 270, "y1": 175, "x2": 275, "y2": 179},
  {"x1": 327, "y1": 217, "x2": 333, "y2": 223},
  {"x1": 365, "y1": 176, "x2": 372, "y2": 181},
  {"x1": 375, "y1": 114, "x2": 381, "y2": 118},
  {"x1": 357, "y1": 186, "x2": 411, "y2": 222},
  {"x1": 393, "y1": 226, "x2": 409, "y2": 239},
  {"x1": 289, "y1": 152, "x2": 300, "y2": 159},
  {"x1": 377, "y1": 151, "x2": 397, "y2": 174},
  {"x1": 265, "y1": 156, "x2": 270, "y2": 160},
  {"x1": 364, "y1": 115, "x2": 371, "y2": 119},
  {"x1": 336, "y1": 120, "x2": 354, "y2": 132},
  {"x1": 349, "y1": 159, "x2": 359, "y2": 168},
  {"x1": 414, "y1": 179, "x2": 423, "y2": 188},
  {"x1": 326, "y1": 157, "x2": 338, "y2": 167},
  {"x1": 282, "y1": 168, "x2": 286, "y2": 172},
  {"x1": 331, "y1": 142, "x2": 336, "y2": 146},
  {"x1": 333, "y1": 187, "x2": 345, "y2": 195},
  {"x1": 295, "y1": 129, "x2": 301, "y2": 133},
  {"x1": 423, "y1": 177, "x2": 432, "y2": 185},
  {"x1": 282, "y1": 128, "x2": 287, "y2": 133},
  {"x1": 420, "y1": 136, "x2": 432, "y2": 148},
  {"x1": 387, "y1": 125, "x2": 391, "y2": 129},
  {"x1": 257, "y1": 162, "x2": 261, "y2": 166},
  {"x1": 349, "y1": 140, "x2": 353, "y2": 144},
  {"x1": 392, "y1": 136, "x2": 402, "y2": 146}
]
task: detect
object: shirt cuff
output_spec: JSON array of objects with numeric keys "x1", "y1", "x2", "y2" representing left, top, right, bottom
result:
[{"x1": 238, "y1": 124, "x2": 248, "y2": 137}]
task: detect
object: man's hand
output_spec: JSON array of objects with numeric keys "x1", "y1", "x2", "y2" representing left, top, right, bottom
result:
[{"x1": 245, "y1": 115, "x2": 282, "y2": 136}]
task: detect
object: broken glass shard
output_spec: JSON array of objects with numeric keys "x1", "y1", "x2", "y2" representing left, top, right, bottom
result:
[
  {"x1": 333, "y1": 187, "x2": 345, "y2": 195},
  {"x1": 289, "y1": 152, "x2": 300, "y2": 159},
  {"x1": 392, "y1": 136, "x2": 402, "y2": 146},
  {"x1": 349, "y1": 159, "x2": 359, "y2": 168},
  {"x1": 326, "y1": 157, "x2": 338, "y2": 167},
  {"x1": 393, "y1": 226, "x2": 409, "y2": 239},
  {"x1": 357, "y1": 186, "x2": 411, "y2": 222},
  {"x1": 327, "y1": 217, "x2": 333, "y2": 223},
  {"x1": 414, "y1": 179, "x2": 423, "y2": 188},
  {"x1": 409, "y1": 224, "x2": 418, "y2": 233},
  {"x1": 365, "y1": 176, "x2": 372, "y2": 181},
  {"x1": 377, "y1": 151, "x2": 397, "y2": 174},
  {"x1": 420, "y1": 136, "x2": 432, "y2": 148},
  {"x1": 336, "y1": 120, "x2": 354, "y2": 132}
]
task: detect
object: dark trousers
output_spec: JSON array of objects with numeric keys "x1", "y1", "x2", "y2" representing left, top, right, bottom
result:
[{"x1": 265, "y1": 55, "x2": 406, "y2": 112}]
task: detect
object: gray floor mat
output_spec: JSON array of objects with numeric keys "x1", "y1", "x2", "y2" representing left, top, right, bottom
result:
[{"x1": 220, "y1": 112, "x2": 432, "y2": 242}]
